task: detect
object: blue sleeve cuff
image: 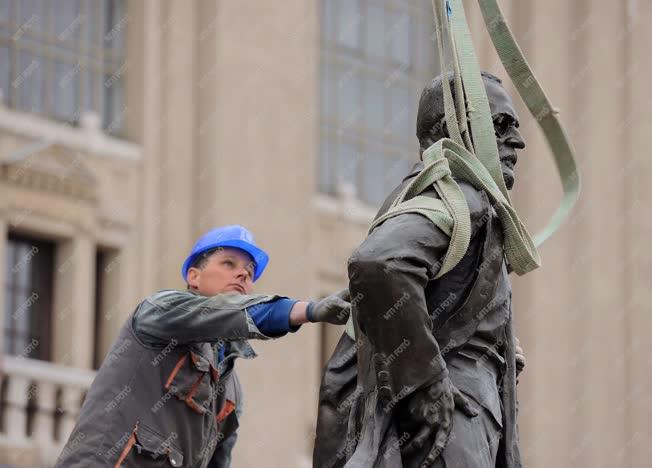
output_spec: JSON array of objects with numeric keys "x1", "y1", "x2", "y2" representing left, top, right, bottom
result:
[{"x1": 247, "y1": 298, "x2": 300, "y2": 337}]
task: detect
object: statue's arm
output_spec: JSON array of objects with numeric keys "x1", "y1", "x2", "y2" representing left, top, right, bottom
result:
[{"x1": 347, "y1": 210, "x2": 451, "y2": 401}]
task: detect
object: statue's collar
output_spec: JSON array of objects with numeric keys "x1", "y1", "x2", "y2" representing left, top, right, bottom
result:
[{"x1": 404, "y1": 162, "x2": 424, "y2": 181}]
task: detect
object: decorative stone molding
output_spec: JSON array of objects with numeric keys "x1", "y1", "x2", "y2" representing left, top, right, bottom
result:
[
  {"x1": 0, "y1": 107, "x2": 140, "y2": 161},
  {"x1": 1, "y1": 143, "x2": 97, "y2": 203}
]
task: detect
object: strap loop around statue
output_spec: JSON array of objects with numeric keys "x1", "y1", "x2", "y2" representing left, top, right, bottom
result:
[
  {"x1": 475, "y1": 0, "x2": 581, "y2": 246},
  {"x1": 344, "y1": 0, "x2": 581, "y2": 341}
]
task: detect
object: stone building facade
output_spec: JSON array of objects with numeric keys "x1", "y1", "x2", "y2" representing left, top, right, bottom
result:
[{"x1": 0, "y1": 1, "x2": 649, "y2": 467}]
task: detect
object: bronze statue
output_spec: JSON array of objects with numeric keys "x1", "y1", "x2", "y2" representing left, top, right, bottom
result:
[{"x1": 314, "y1": 72, "x2": 527, "y2": 468}]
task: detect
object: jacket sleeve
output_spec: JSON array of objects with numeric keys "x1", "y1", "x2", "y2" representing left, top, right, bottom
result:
[
  {"x1": 132, "y1": 290, "x2": 291, "y2": 346},
  {"x1": 348, "y1": 209, "x2": 450, "y2": 402}
]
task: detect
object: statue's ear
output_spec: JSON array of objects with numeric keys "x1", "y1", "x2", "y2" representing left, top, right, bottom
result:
[
  {"x1": 419, "y1": 136, "x2": 434, "y2": 155},
  {"x1": 423, "y1": 120, "x2": 446, "y2": 146},
  {"x1": 438, "y1": 117, "x2": 449, "y2": 138}
]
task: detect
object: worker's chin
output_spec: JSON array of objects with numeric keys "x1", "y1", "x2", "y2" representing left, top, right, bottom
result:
[
  {"x1": 196, "y1": 287, "x2": 220, "y2": 296},
  {"x1": 224, "y1": 286, "x2": 246, "y2": 295}
]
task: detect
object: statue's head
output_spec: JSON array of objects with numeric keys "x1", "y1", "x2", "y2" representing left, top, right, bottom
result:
[{"x1": 416, "y1": 72, "x2": 525, "y2": 190}]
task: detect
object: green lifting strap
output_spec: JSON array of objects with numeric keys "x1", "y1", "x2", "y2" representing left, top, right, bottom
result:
[
  {"x1": 368, "y1": 0, "x2": 541, "y2": 277},
  {"x1": 369, "y1": 151, "x2": 469, "y2": 279},
  {"x1": 344, "y1": 0, "x2": 580, "y2": 340},
  {"x1": 476, "y1": 0, "x2": 581, "y2": 246},
  {"x1": 370, "y1": 138, "x2": 541, "y2": 277},
  {"x1": 448, "y1": 0, "x2": 511, "y2": 201}
]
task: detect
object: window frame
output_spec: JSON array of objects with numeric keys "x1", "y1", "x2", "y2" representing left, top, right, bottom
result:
[
  {"x1": 0, "y1": 0, "x2": 127, "y2": 136},
  {"x1": 4, "y1": 233, "x2": 55, "y2": 361},
  {"x1": 319, "y1": 0, "x2": 439, "y2": 207}
]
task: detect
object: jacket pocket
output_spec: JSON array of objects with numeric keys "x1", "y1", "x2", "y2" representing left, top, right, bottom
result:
[
  {"x1": 164, "y1": 344, "x2": 219, "y2": 415},
  {"x1": 448, "y1": 353, "x2": 503, "y2": 430},
  {"x1": 115, "y1": 422, "x2": 184, "y2": 467}
]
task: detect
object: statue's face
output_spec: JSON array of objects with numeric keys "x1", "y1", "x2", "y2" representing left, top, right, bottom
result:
[
  {"x1": 484, "y1": 80, "x2": 525, "y2": 190},
  {"x1": 418, "y1": 77, "x2": 526, "y2": 189}
]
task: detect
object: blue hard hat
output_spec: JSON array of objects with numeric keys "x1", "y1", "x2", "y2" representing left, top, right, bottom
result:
[{"x1": 181, "y1": 225, "x2": 269, "y2": 282}]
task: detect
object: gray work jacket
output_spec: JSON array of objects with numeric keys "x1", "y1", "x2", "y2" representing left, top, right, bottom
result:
[{"x1": 55, "y1": 290, "x2": 285, "y2": 468}]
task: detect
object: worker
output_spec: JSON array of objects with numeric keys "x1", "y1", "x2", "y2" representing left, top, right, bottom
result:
[{"x1": 55, "y1": 224, "x2": 350, "y2": 468}]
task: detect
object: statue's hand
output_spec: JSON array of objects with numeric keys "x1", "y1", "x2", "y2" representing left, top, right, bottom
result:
[
  {"x1": 515, "y1": 336, "x2": 526, "y2": 381},
  {"x1": 400, "y1": 376, "x2": 478, "y2": 467}
]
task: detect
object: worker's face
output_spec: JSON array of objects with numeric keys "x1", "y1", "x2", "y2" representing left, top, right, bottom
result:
[
  {"x1": 186, "y1": 247, "x2": 255, "y2": 296},
  {"x1": 485, "y1": 80, "x2": 526, "y2": 190}
]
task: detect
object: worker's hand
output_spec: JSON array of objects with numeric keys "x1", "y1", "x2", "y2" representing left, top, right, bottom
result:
[
  {"x1": 399, "y1": 376, "x2": 478, "y2": 467},
  {"x1": 515, "y1": 336, "x2": 526, "y2": 382},
  {"x1": 307, "y1": 289, "x2": 351, "y2": 325}
]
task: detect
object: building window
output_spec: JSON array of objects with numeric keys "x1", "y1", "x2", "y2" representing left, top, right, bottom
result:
[
  {"x1": 0, "y1": 0, "x2": 127, "y2": 136},
  {"x1": 3, "y1": 234, "x2": 55, "y2": 361},
  {"x1": 319, "y1": 0, "x2": 439, "y2": 207},
  {"x1": 93, "y1": 246, "x2": 119, "y2": 369}
]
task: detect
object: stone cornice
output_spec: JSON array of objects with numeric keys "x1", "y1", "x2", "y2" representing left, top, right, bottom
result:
[
  {"x1": 0, "y1": 106, "x2": 141, "y2": 161},
  {"x1": 0, "y1": 144, "x2": 98, "y2": 202},
  {"x1": 1, "y1": 165, "x2": 96, "y2": 202}
]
